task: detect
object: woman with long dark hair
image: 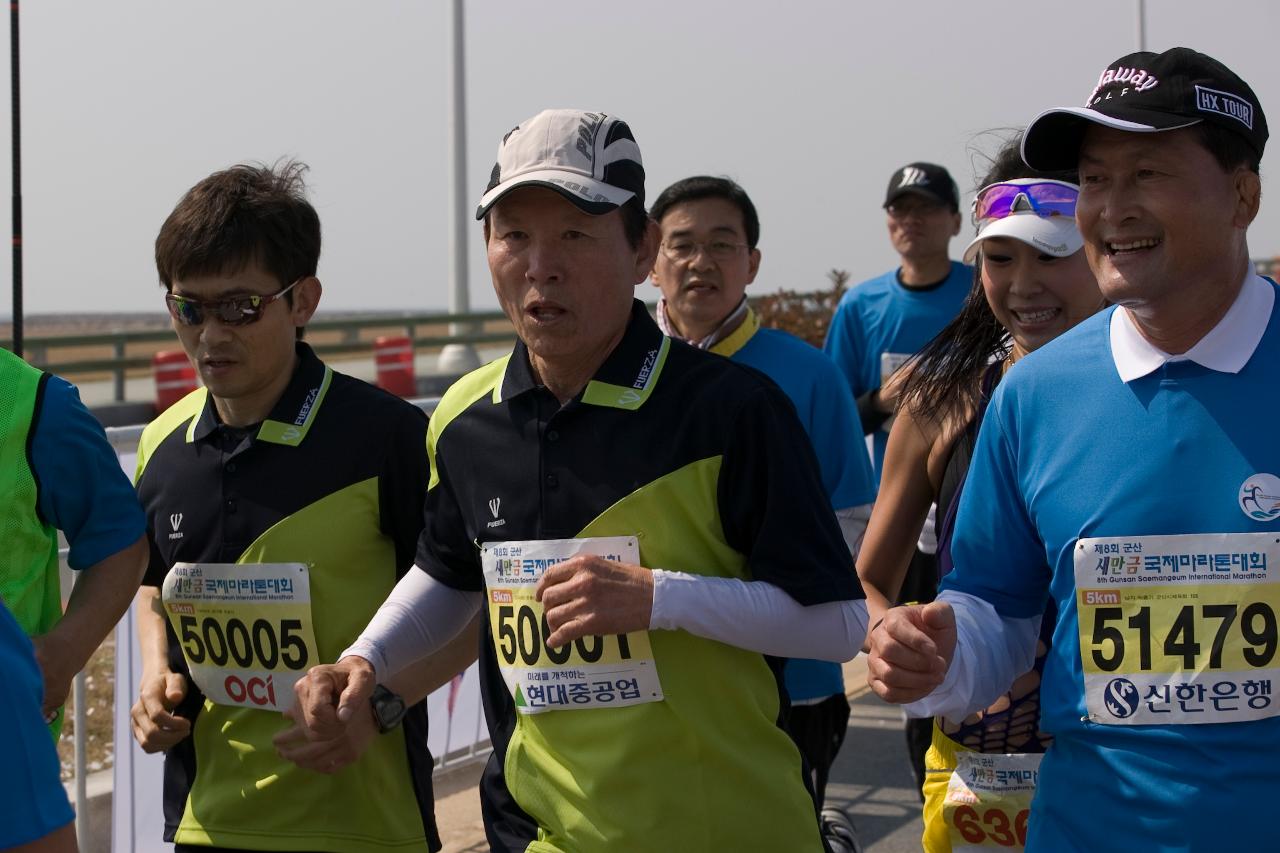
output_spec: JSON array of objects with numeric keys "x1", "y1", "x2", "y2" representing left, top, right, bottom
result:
[{"x1": 857, "y1": 134, "x2": 1106, "y2": 852}]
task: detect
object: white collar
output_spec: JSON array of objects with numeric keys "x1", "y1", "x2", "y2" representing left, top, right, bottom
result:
[{"x1": 1109, "y1": 268, "x2": 1275, "y2": 383}]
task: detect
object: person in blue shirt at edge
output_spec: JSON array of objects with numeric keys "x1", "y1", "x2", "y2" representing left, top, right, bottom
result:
[
  {"x1": 649, "y1": 175, "x2": 877, "y2": 853},
  {"x1": 867, "y1": 47, "x2": 1279, "y2": 851},
  {"x1": 857, "y1": 135, "x2": 1105, "y2": 852},
  {"x1": 0, "y1": 603, "x2": 79, "y2": 853},
  {"x1": 0, "y1": 341, "x2": 149, "y2": 739},
  {"x1": 824, "y1": 160, "x2": 972, "y2": 793}
]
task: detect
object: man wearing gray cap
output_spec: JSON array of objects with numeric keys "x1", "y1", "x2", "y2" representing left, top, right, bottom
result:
[
  {"x1": 867, "y1": 48, "x2": 1278, "y2": 850},
  {"x1": 293, "y1": 109, "x2": 869, "y2": 852}
]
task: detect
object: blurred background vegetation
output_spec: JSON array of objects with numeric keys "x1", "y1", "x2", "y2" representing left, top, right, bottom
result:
[{"x1": 754, "y1": 269, "x2": 850, "y2": 348}]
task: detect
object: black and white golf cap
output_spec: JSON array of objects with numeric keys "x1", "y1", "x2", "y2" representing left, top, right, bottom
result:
[
  {"x1": 475, "y1": 109, "x2": 645, "y2": 219},
  {"x1": 1022, "y1": 47, "x2": 1268, "y2": 171},
  {"x1": 883, "y1": 162, "x2": 960, "y2": 211}
]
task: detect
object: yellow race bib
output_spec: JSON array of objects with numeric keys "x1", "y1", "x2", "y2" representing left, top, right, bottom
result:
[
  {"x1": 161, "y1": 562, "x2": 320, "y2": 712},
  {"x1": 480, "y1": 537, "x2": 664, "y2": 714},
  {"x1": 943, "y1": 752, "x2": 1039, "y2": 850},
  {"x1": 1075, "y1": 533, "x2": 1278, "y2": 725}
]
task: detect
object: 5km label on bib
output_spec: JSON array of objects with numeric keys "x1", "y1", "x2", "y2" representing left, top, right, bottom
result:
[
  {"x1": 162, "y1": 562, "x2": 319, "y2": 712},
  {"x1": 481, "y1": 537, "x2": 663, "y2": 714},
  {"x1": 1075, "y1": 532, "x2": 1280, "y2": 725}
]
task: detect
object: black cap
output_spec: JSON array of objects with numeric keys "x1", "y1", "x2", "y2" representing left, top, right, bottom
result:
[
  {"x1": 1023, "y1": 47, "x2": 1268, "y2": 170},
  {"x1": 883, "y1": 162, "x2": 959, "y2": 211}
]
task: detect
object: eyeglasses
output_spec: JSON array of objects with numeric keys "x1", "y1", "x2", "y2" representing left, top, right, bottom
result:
[
  {"x1": 972, "y1": 180, "x2": 1079, "y2": 224},
  {"x1": 660, "y1": 239, "x2": 748, "y2": 263},
  {"x1": 165, "y1": 278, "x2": 301, "y2": 327}
]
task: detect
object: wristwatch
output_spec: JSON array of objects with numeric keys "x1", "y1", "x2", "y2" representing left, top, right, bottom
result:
[{"x1": 370, "y1": 684, "x2": 407, "y2": 733}]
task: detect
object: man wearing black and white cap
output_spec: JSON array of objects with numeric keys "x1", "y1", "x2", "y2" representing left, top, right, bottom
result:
[
  {"x1": 825, "y1": 161, "x2": 971, "y2": 793},
  {"x1": 825, "y1": 162, "x2": 970, "y2": 481},
  {"x1": 294, "y1": 109, "x2": 868, "y2": 852},
  {"x1": 867, "y1": 48, "x2": 1279, "y2": 850}
]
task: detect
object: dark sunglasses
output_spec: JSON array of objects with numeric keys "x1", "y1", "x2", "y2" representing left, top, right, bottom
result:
[
  {"x1": 166, "y1": 278, "x2": 301, "y2": 327},
  {"x1": 972, "y1": 180, "x2": 1079, "y2": 224}
]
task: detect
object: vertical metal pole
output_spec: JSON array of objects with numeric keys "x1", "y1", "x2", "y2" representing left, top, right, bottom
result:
[
  {"x1": 448, "y1": 0, "x2": 468, "y2": 322},
  {"x1": 438, "y1": 0, "x2": 480, "y2": 375},
  {"x1": 10, "y1": 0, "x2": 23, "y2": 357},
  {"x1": 441, "y1": 696, "x2": 455, "y2": 768},
  {"x1": 1136, "y1": 0, "x2": 1147, "y2": 51},
  {"x1": 114, "y1": 338, "x2": 126, "y2": 401},
  {"x1": 59, "y1": 563, "x2": 90, "y2": 848},
  {"x1": 73, "y1": 668, "x2": 89, "y2": 849}
]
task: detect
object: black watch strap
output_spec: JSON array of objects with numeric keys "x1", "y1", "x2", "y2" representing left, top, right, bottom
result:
[{"x1": 370, "y1": 684, "x2": 407, "y2": 733}]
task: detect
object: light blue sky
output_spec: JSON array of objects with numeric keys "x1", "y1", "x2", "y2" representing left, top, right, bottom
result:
[{"x1": 1, "y1": 0, "x2": 1277, "y2": 316}]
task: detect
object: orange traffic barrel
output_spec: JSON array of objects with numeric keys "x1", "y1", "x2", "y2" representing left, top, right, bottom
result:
[
  {"x1": 375, "y1": 335, "x2": 416, "y2": 397},
  {"x1": 153, "y1": 351, "x2": 197, "y2": 413}
]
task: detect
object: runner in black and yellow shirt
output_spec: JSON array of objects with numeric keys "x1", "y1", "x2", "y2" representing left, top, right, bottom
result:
[
  {"x1": 294, "y1": 110, "x2": 869, "y2": 853},
  {"x1": 130, "y1": 162, "x2": 470, "y2": 853}
]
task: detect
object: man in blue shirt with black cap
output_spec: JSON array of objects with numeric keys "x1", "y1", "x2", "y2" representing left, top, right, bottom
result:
[
  {"x1": 868, "y1": 47, "x2": 1277, "y2": 850},
  {"x1": 825, "y1": 161, "x2": 971, "y2": 792}
]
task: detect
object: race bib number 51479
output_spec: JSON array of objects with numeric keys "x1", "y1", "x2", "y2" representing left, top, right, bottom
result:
[
  {"x1": 481, "y1": 537, "x2": 664, "y2": 715},
  {"x1": 1075, "y1": 533, "x2": 1279, "y2": 725}
]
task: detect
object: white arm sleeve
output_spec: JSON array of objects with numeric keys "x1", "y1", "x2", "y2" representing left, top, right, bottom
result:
[
  {"x1": 902, "y1": 589, "x2": 1041, "y2": 720},
  {"x1": 341, "y1": 567, "x2": 483, "y2": 682},
  {"x1": 836, "y1": 502, "x2": 874, "y2": 559},
  {"x1": 649, "y1": 569, "x2": 868, "y2": 661}
]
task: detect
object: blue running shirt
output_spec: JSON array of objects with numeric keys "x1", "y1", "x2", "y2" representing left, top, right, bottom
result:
[
  {"x1": 824, "y1": 261, "x2": 971, "y2": 478},
  {"x1": 943, "y1": 283, "x2": 1280, "y2": 850}
]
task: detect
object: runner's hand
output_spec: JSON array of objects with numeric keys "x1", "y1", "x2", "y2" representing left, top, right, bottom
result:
[
  {"x1": 273, "y1": 699, "x2": 376, "y2": 774},
  {"x1": 866, "y1": 601, "x2": 957, "y2": 703},
  {"x1": 130, "y1": 671, "x2": 192, "y2": 752},
  {"x1": 294, "y1": 655, "x2": 376, "y2": 741},
  {"x1": 536, "y1": 554, "x2": 653, "y2": 648}
]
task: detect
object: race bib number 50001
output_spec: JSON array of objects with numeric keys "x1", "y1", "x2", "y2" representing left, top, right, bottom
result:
[
  {"x1": 162, "y1": 562, "x2": 319, "y2": 712},
  {"x1": 1076, "y1": 533, "x2": 1279, "y2": 725},
  {"x1": 481, "y1": 537, "x2": 664, "y2": 715}
]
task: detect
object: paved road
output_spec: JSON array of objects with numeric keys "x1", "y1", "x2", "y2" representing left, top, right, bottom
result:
[
  {"x1": 830, "y1": 675, "x2": 927, "y2": 852},
  {"x1": 432, "y1": 656, "x2": 925, "y2": 852}
]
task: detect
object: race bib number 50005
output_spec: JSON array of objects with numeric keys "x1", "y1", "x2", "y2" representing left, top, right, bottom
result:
[
  {"x1": 162, "y1": 562, "x2": 319, "y2": 712},
  {"x1": 1075, "y1": 533, "x2": 1279, "y2": 725},
  {"x1": 481, "y1": 537, "x2": 664, "y2": 715}
]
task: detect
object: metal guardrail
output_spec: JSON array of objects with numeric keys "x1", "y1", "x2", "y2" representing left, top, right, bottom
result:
[{"x1": 3, "y1": 309, "x2": 517, "y2": 401}]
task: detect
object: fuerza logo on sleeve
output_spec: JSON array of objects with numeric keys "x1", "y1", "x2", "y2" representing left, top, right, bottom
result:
[{"x1": 1240, "y1": 474, "x2": 1280, "y2": 522}]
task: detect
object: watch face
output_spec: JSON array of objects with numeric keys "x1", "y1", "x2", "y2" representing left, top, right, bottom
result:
[{"x1": 372, "y1": 686, "x2": 407, "y2": 731}]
